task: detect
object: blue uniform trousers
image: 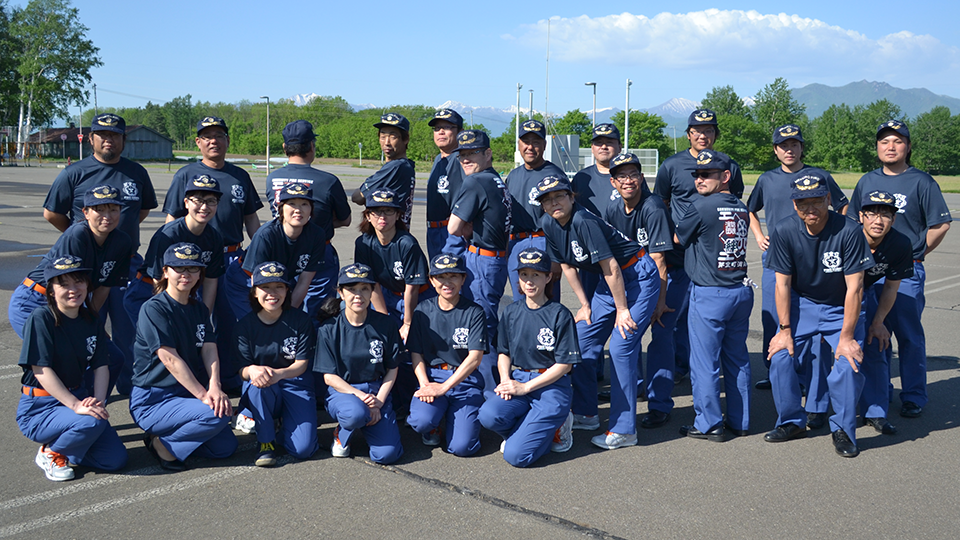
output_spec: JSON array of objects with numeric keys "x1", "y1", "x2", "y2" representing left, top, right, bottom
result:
[
  {"x1": 119, "y1": 275, "x2": 155, "y2": 395},
  {"x1": 673, "y1": 281, "x2": 692, "y2": 377},
  {"x1": 130, "y1": 385, "x2": 238, "y2": 462},
  {"x1": 579, "y1": 270, "x2": 604, "y2": 378},
  {"x1": 463, "y1": 249, "x2": 507, "y2": 396},
  {"x1": 507, "y1": 236, "x2": 561, "y2": 302},
  {"x1": 643, "y1": 266, "x2": 690, "y2": 413},
  {"x1": 408, "y1": 368, "x2": 484, "y2": 457},
  {"x1": 100, "y1": 254, "x2": 139, "y2": 396},
  {"x1": 242, "y1": 374, "x2": 318, "y2": 459},
  {"x1": 218, "y1": 252, "x2": 250, "y2": 391},
  {"x1": 325, "y1": 381, "x2": 403, "y2": 464},
  {"x1": 304, "y1": 243, "x2": 339, "y2": 321},
  {"x1": 886, "y1": 262, "x2": 927, "y2": 407},
  {"x1": 17, "y1": 388, "x2": 127, "y2": 471},
  {"x1": 441, "y1": 234, "x2": 467, "y2": 258},
  {"x1": 802, "y1": 338, "x2": 832, "y2": 414},
  {"x1": 426, "y1": 225, "x2": 451, "y2": 260},
  {"x1": 688, "y1": 284, "x2": 753, "y2": 432},
  {"x1": 859, "y1": 283, "x2": 892, "y2": 418},
  {"x1": 760, "y1": 253, "x2": 776, "y2": 370},
  {"x1": 572, "y1": 256, "x2": 659, "y2": 434},
  {"x1": 770, "y1": 298, "x2": 865, "y2": 444},
  {"x1": 478, "y1": 371, "x2": 572, "y2": 468}
]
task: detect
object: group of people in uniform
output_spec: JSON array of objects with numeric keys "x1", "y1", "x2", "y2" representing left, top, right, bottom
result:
[{"x1": 11, "y1": 103, "x2": 950, "y2": 481}]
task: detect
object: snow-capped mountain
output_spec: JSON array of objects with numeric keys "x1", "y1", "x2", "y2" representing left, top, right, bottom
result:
[
  {"x1": 288, "y1": 93, "x2": 375, "y2": 111},
  {"x1": 645, "y1": 98, "x2": 701, "y2": 119}
]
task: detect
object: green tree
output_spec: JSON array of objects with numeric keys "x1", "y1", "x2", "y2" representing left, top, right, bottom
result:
[
  {"x1": 808, "y1": 104, "x2": 861, "y2": 171},
  {"x1": 701, "y1": 85, "x2": 749, "y2": 118},
  {"x1": 163, "y1": 95, "x2": 194, "y2": 150},
  {"x1": 0, "y1": 2, "x2": 19, "y2": 127},
  {"x1": 552, "y1": 109, "x2": 592, "y2": 147},
  {"x1": 911, "y1": 106, "x2": 958, "y2": 175},
  {"x1": 853, "y1": 99, "x2": 903, "y2": 171},
  {"x1": 751, "y1": 77, "x2": 806, "y2": 136},
  {"x1": 713, "y1": 114, "x2": 769, "y2": 170},
  {"x1": 609, "y1": 110, "x2": 671, "y2": 163}
]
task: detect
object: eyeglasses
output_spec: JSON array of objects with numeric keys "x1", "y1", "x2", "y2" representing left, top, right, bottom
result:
[
  {"x1": 170, "y1": 266, "x2": 201, "y2": 274},
  {"x1": 539, "y1": 192, "x2": 569, "y2": 206},
  {"x1": 795, "y1": 198, "x2": 828, "y2": 212},
  {"x1": 433, "y1": 126, "x2": 457, "y2": 132},
  {"x1": 458, "y1": 150, "x2": 484, "y2": 161},
  {"x1": 692, "y1": 171, "x2": 719, "y2": 179},
  {"x1": 187, "y1": 196, "x2": 219, "y2": 207},
  {"x1": 198, "y1": 133, "x2": 227, "y2": 141},
  {"x1": 369, "y1": 208, "x2": 398, "y2": 217},
  {"x1": 614, "y1": 172, "x2": 642, "y2": 182},
  {"x1": 862, "y1": 210, "x2": 895, "y2": 221},
  {"x1": 689, "y1": 128, "x2": 716, "y2": 137}
]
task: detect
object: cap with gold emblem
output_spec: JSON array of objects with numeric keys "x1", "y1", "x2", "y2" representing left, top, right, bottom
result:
[
  {"x1": 454, "y1": 129, "x2": 490, "y2": 152},
  {"x1": 90, "y1": 113, "x2": 126, "y2": 134},
  {"x1": 790, "y1": 172, "x2": 830, "y2": 200},
  {"x1": 591, "y1": 123, "x2": 621, "y2": 142},
  {"x1": 82, "y1": 185, "x2": 123, "y2": 207},
  {"x1": 861, "y1": 190, "x2": 898, "y2": 210},
  {"x1": 196, "y1": 116, "x2": 228, "y2": 135},
  {"x1": 162, "y1": 242, "x2": 206, "y2": 268},
  {"x1": 690, "y1": 150, "x2": 731, "y2": 173},
  {"x1": 516, "y1": 248, "x2": 551, "y2": 273},
  {"x1": 609, "y1": 153, "x2": 642, "y2": 177},
  {"x1": 338, "y1": 263, "x2": 376, "y2": 286},
  {"x1": 365, "y1": 188, "x2": 402, "y2": 210},
  {"x1": 520, "y1": 119, "x2": 546, "y2": 140},
  {"x1": 251, "y1": 261, "x2": 290, "y2": 287},
  {"x1": 687, "y1": 109, "x2": 718, "y2": 127},
  {"x1": 773, "y1": 124, "x2": 804, "y2": 145},
  {"x1": 277, "y1": 182, "x2": 314, "y2": 203},
  {"x1": 429, "y1": 253, "x2": 466, "y2": 276},
  {"x1": 428, "y1": 109, "x2": 464, "y2": 129},
  {"x1": 186, "y1": 174, "x2": 222, "y2": 196},
  {"x1": 533, "y1": 175, "x2": 572, "y2": 200},
  {"x1": 876, "y1": 120, "x2": 910, "y2": 141},
  {"x1": 43, "y1": 255, "x2": 91, "y2": 283},
  {"x1": 374, "y1": 112, "x2": 410, "y2": 134}
]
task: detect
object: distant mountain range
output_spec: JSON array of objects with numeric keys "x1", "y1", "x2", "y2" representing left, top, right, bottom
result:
[{"x1": 289, "y1": 81, "x2": 960, "y2": 137}]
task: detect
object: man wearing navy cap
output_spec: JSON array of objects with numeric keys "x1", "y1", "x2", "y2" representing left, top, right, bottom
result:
[
  {"x1": 846, "y1": 120, "x2": 951, "y2": 419},
  {"x1": 573, "y1": 123, "x2": 628, "y2": 218},
  {"x1": 353, "y1": 112, "x2": 417, "y2": 227},
  {"x1": 425, "y1": 109, "x2": 464, "y2": 258},
  {"x1": 265, "y1": 120, "x2": 351, "y2": 316},
  {"x1": 765, "y1": 173, "x2": 874, "y2": 457},
  {"x1": 504, "y1": 119, "x2": 565, "y2": 301}
]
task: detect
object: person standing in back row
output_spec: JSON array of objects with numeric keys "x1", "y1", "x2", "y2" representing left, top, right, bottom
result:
[
  {"x1": 425, "y1": 109, "x2": 464, "y2": 259},
  {"x1": 353, "y1": 113, "x2": 417, "y2": 227}
]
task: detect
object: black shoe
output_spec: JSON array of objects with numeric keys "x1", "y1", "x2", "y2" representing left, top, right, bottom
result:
[
  {"x1": 144, "y1": 434, "x2": 187, "y2": 472},
  {"x1": 755, "y1": 378, "x2": 772, "y2": 390},
  {"x1": 640, "y1": 410, "x2": 670, "y2": 429},
  {"x1": 638, "y1": 384, "x2": 648, "y2": 402},
  {"x1": 900, "y1": 401, "x2": 923, "y2": 418},
  {"x1": 832, "y1": 429, "x2": 859, "y2": 457},
  {"x1": 864, "y1": 417, "x2": 898, "y2": 435},
  {"x1": 723, "y1": 421, "x2": 749, "y2": 437},
  {"x1": 806, "y1": 412, "x2": 827, "y2": 430},
  {"x1": 598, "y1": 389, "x2": 611, "y2": 402},
  {"x1": 680, "y1": 423, "x2": 725, "y2": 442},
  {"x1": 764, "y1": 423, "x2": 807, "y2": 443}
]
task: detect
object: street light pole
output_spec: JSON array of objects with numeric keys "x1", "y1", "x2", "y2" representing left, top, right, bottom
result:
[
  {"x1": 260, "y1": 96, "x2": 270, "y2": 173},
  {"x1": 585, "y1": 82, "x2": 596, "y2": 128},
  {"x1": 624, "y1": 79, "x2": 633, "y2": 151},
  {"x1": 529, "y1": 89, "x2": 534, "y2": 120},
  {"x1": 516, "y1": 83, "x2": 522, "y2": 166}
]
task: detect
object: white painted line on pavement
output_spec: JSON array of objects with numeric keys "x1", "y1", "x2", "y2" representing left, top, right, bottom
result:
[
  {"x1": 0, "y1": 373, "x2": 21, "y2": 380},
  {"x1": 924, "y1": 273, "x2": 960, "y2": 286},
  {"x1": 925, "y1": 281, "x2": 960, "y2": 295}
]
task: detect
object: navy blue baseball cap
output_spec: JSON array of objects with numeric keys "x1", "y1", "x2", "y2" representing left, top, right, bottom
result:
[
  {"x1": 43, "y1": 255, "x2": 91, "y2": 283},
  {"x1": 691, "y1": 150, "x2": 731, "y2": 172},
  {"x1": 90, "y1": 113, "x2": 125, "y2": 134},
  {"x1": 591, "y1": 123, "x2": 621, "y2": 142},
  {"x1": 455, "y1": 130, "x2": 490, "y2": 152},
  {"x1": 197, "y1": 116, "x2": 228, "y2": 135},
  {"x1": 429, "y1": 253, "x2": 467, "y2": 276},
  {"x1": 790, "y1": 172, "x2": 830, "y2": 200},
  {"x1": 609, "y1": 153, "x2": 641, "y2": 177},
  {"x1": 277, "y1": 183, "x2": 313, "y2": 203},
  {"x1": 365, "y1": 189, "x2": 402, "y2": 209},
  {"x1": 773, "y1": 124, "x2": 804, "y2": 145},
  {"x1": 516, "y1": 248, "x2": 552, "y2": 273},
  {"x1": 162, "y1": 242, "x2": 206, "y2": 268},
  {"x1": 82, "y1": 185, "x2": 122, "y2": 207},
  {"x1": 282, "y1": 120, "x2": 316, "y2": 145},
  {"x1": 338, "y1": 263, "x2": 377, "y2": 286},
  {"x1": 519, "y1": 119, "x2": 546, "y2": 140},
  {"x1": 428, "y1": 109, "x2": 464, "y2": 129},
  {"x1": 185, "y1": 174, "x2": 221, "y2": 196},
  {"x1": 877, "y1": 120, "x2": 910, "y2": 141},
  {"x1": 251, "y1": 261, "x2": 289, "y2": 287},
  {"x1": 533, "y1": 175, "x2": 572, "y2": 200},
  {"x1": 374, "y1": 112, "x2": 410, "y2": 134},
  {"x1": 687, "y1": 109, "x2": 718, "y2": 127},
  {"x1": 861, "y1": 190, "x2": 898, "y2": 210}
]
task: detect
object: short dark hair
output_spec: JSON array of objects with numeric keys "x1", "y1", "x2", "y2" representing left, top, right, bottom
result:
[
  {"x1": 284, "y1": 141, "x2": 313, "y2": 158},
  {"x1": 358, "y1": 208, "x2": 408, "y2": 235}
]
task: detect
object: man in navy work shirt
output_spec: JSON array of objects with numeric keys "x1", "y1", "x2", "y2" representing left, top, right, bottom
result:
[
  {"x1": 765, "y1": 174, "x2": 874, "y2": 458},
  {"x1": 673, "y1": 150, "x2": 753, "y2": 442},
  {"x1": 573, "y1": 123, "x2": 629, "y2": 218},
  {"x1": 265, "y1": 120, "x2": 352, "y2": 314},
  {"x1": 505, "y1": 119, "x2": 565, "y2": 301},
  {"x1": 425, "y1": 109, "x2": 464, "y2": 258},
  {"x1": 846, "y1": 120, "x2": 951, "y2": 419},
  {"x1": 352, "y1": 113, "x2": 417, "y2": 227}
]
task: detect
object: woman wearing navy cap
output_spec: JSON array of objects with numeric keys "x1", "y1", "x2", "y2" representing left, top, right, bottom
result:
[
  {"x1": 17, "y1": 255, "x2": 128, "y2": 482},
  {"x1": 537, "y1": 175, "x2": 660, "y2": 451},
  {"x1": 130, "y1": 243, "x2": 237, "y2": 471},
  {"x1": 313, "y1": 264, "x2": 404, "y2": 464},
  {"x1": 235, "y1": 261, "x2": 319, "y2": 467}
]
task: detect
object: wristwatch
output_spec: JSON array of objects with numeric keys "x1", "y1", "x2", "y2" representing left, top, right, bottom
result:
[{"x1": 779, "y1": 323, "x2": 791, "y2": 331}]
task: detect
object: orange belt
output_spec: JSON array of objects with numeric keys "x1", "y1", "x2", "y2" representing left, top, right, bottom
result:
[
  {"x1": 510, "y1": 231, "x2": 545, "y2": 241},
  {"x1": 22, "y1": 278, "x2": 46, "y2": 296},
  {"x1": 135, "y1": 271, "x2": 155, "y2": 285},
  {"x1": 22, "y1": 386, "x2": 51, "y2": 397},
  {"x1": 620, "y1": 248, "x2": 646, "y2": 270},
  {"x1": 386, "y1": 284, "x2": 431, "y2": 296},
  {"x1": 428, "y1": 220, "x2": 449, "y2": 228},
  {"x1": 434, "y1": 363, "x2": 456, "y2": 371},
  {"x1": 512, "y1": 366, "x2": 548, "y2": 374},
  {"x1": 224, "y1": 243, "x2": 243, "y2": 253},
  {"x1": 468, "y1": 245, "x2": 507, "y2": 258}
]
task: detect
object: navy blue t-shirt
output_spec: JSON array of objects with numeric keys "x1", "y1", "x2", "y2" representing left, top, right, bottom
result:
[
  {"x1": 139, "y1": 218, "x2": 225, "y2": 280},
  {"x1": 27, "y1": 221, "x2": 132, "y2": 289},
  {"x1": 19, "y1": 308, "x2": 108, "y2": 389},
  {"x1": 653, "y1": 149, "x2": 744, "y2": 224},
  {"x1": 747, "y1": 165, "x2": 848, "y2": 235},
  {"x1": 235, "y1": 308, "x2": 316, "y2": 370},
  {"x1": 163, "y1": 161, "x2": 263, "y2": 246},
  {"x1": 354, "y1": 230, "x2": 428, "y2": 295},
  {"x1": 426, "y1": 151, "x2": 463, "y2": 222},
  {"x1": 314, "y1": 310, "x2": 403, "y2": 384},
  {"x1": 242, "y1": 219, "x2": 325, "y2": 283},
  {"x1": 360, "y1": 158, "x2": 417, "y2": 226},
  {"x1": 132, "y1": 291, "x2": 217, "y2": 388},
  {"x1": 505, "y1": 161, "x2": 566, "y2": 234},
  {"x1": 408, "y1": 296, "x2": 488, "y2": 367},
  {"x1": 865, "y1": 227, "x2": 914, "y2": 288},
  {"x1": 265, "y1": 163, "x2": 350, "y2": 242},
  {"x1": 573, "y1": 165, "x2": 619, "y2": 218},
  {"x1": 766, "y1": 212, "x2": 875, "y2": 306},
  {"x1": 541, "y1": 203, "x2": 640, "y2": 274},
  {"x1": 604, "y1": 191, "x2": 684, "y2": 268},
  {"x1": 675, "y1": 193, "x2": 751, "y2": 288},
  {"x1": 450, "y1": 167, "x2": 512, "y2": 251},
  {"x1": 848, "y1": 167, "x2": 952, "y2": 261},
  {"x1": 497, "y1": 300, "x2": 581, "y2": 370},
  {"x1": 44, "y1": 156, "x2": 157, "y2": 249}
]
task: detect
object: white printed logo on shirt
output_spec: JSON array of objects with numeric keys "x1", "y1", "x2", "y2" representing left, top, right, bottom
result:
[
  {"x1": 893, "y1": 193, "x2": 907, "y2": 214},
  {"x1": 201, "y1": 250, "x2": 213, "y2": 265},
  {"x1": 122, "y1": 181, "x2": 139, "y2": 200},
  {"x1": 610, "y1": 189, "x2": 622, "y2": 201},
  {"x1": 822, "y1": 251, "x2": 842, "y2": 273},
  {"x1": 437, "y1": 175, "x2": 449, "y2": 194},
  {"x1": 536, "y1": 328, "x2": 556, "y2": 351},
  {"x1": 571, "y1": 240, "x2": 588, "y2": 262},
  {"x1": 717, "y1": 209, "x2": 749, "y2": 270},
  {"x1": 85, "y1": 336, "x2": 97, "y2": 361},
  {"x1": 297, "y1": 254, "x2": 310, "y2": 272},
  {"x1": 453, "y1": 328, "x2": 469, "y2": 349},
  {"x1": 195, "y1": 324, "x2": 206, "y2": 347},
  {"x1": 392, "y1": 261, "x2": 404, "y2": 280},
  {"x1": 100, "y1": 261, "x2": 115, "y2": 282},
  {"x1": 369, "y1": 340, "x2": 384, "y2": 364},
  {"x1": 637, "y1": 228, "x2": 648, "y2": 246},
  {"x1": 527, "y1": 186, "x2": 543, "y2": 207},
  {"x1": 867, "y1": 262, "x2": 888, "y2": 276},
  {"x1": 282, "y1": 337, "x2": 297, "y2": 360},
  {"x1": 231, "y1": 184, "x2": 245, "y2": 203}
]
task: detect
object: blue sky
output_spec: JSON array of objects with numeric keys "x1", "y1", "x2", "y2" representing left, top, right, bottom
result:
[{"x1": 18, "y1": 1, "x2": 960, "y2": 115}]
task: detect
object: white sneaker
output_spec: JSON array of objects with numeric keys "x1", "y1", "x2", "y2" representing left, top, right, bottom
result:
[
  {"x1": 572, "y1": 414, "x2": 600, "y2": 431},
  {"x1": 331, "y1": 426, "x2": 350, "y2": 458},
  {"x1": 552, "y1": 412, "x2": 574, "y2": 453},
  {"x1": 232, "y1": 413, "x2": 256, "y2": 434},
  {"x1": 590, "y1": 431, "x2": 638, "y2": 450},
  {"x1": 499, "y1": 440, "x2": 506, "y2": 453},
  {"x1": 422, "y1": 428, "x2": 442, "y2": 447},
  {"x1": 35, "y1": 446, "x2": 74, "y2": 482}
]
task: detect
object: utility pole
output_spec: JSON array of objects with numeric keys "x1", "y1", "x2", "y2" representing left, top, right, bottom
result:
[
  {"x1": 624, "y1": 79, "x2": 633, "y2": 151},
  {"x1": 260, "y1": 96, "x2": 270, "y2": 173},
  {"x1": 93, "y1": 84, "x2": 98, "y2": 116}
]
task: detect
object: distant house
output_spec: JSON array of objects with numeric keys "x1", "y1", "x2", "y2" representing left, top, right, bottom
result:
[{"x1": 28, "y1": 125, "x2": 174, "y2": 160}]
